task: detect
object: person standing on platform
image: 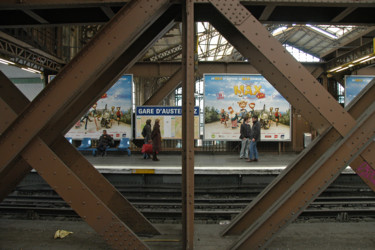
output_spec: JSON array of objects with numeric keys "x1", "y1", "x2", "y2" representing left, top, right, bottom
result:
[
  {"x1": 239, "y1": 116, "x2": 251, "y2": 159},
  {"x1": 142, "y1": 119, "x2": 152, "y2": 159},
  {"x1": 151, "y1": 118, "x2": 161, "y2": 161},
  {"x1": 248, "y1": 115, "x2": 260, "y2": 162},
  {"x1": 97, "y1": 129, "x2": 114, "y2": 156}
]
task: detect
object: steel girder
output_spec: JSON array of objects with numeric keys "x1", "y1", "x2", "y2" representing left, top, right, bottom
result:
[
  {"x1": 226, "y1": 80, "x2": 375, "y2": 249},
  {"x1": 143, "y1": 67, "x2": 182, "y2": 105},
  {"x1": 201, "y1": 1, "x2": 375, "y2": 248},
  {"x1": 206, "y1": 0, "x2": 355, "y2": 136},
  {"x1": 0, "y1": 4, "x2": 178, "y2": 202},
  {"x1": 0, "y1": 71, "x2": 155, "y2": 249},
  {"x1": 0, "y1": 0, "x2": 171, "y2": 169},
  {"x1": 0, "y1": 0, "x2": 180, "y2": 248},
  {"x1": 181, "y1": 1, "x2": 195, "y2": 248},
  {"x1": 222, "y1": 78, "x2": 375, "y2": 237},
  {"x1": 231, "y1": 85, "x2": 375, "y2": 249}
]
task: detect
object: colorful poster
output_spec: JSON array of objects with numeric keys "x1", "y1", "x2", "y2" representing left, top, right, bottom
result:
[
  {"x1": 135, "y1": 106, "x2": 200, "y2": 140},
  {"x1": 65, "y1": 75, "x2": 133, "y2": 140},
  {"x1": 345, "y1": 75, "x2": 374, "y2": 107},
  {"x1": 204, "y1": 74, "x2": 291, "y2": 141}
]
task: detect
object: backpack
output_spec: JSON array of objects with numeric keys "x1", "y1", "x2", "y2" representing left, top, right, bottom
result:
[{"x1": 142, "y1": 126, "x2": 147, "y2": 138}]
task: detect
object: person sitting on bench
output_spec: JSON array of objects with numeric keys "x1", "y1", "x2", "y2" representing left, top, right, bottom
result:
[{"x1": 97, "y1": 130, "x2": 114, "y2": 156}]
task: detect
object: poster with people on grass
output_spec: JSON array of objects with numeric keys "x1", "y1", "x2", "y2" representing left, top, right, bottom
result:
[
  {"x1": 65, "y1": 75, "x2": 133, "y2": 140},
  {"x1": 204, "y1": 74, "x2": 291, "y2": 141}
]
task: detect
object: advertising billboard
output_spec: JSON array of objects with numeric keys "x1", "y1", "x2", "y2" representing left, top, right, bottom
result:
[
  {"x1": 65, "y1": 75, "x2": 133, "y2": 140},
  {"x1": 135, "y1": 106, "x2": 200, "y2": 140},
  {"x1": 204, "y1": 74, "x2": 291, "y2": 141},
  {"x1": 345, "y1": 75, "x2": 374, "y2": 107}
]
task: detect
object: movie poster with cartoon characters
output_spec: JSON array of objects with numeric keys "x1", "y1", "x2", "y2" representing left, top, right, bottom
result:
[
  {"x1": 204, "y1": 74, "x2": 291, "y2": 141},
  {"x1": 345, "y1": 75, "x2": 374, "y2": 107},
  {"x1": 65, "y1": 75, "x2": 133, "y2": 140}
]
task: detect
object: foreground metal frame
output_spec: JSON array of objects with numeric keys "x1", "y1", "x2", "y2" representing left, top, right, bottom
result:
[
  {"x1": 0, "y1": 0, "x2": 374, "y2": 249},
  {"x1": 0, "y1": 0, "x2": 177, "y2": 248}
]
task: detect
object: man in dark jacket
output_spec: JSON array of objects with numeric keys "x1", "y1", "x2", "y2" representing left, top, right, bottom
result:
[
  {"x1": 248, "y1": 115, "x2": 261, "y2": 162},
  {"x1": 142, "y1": 119, "x2": 152, "y2": 159},
  {"x1": 97, "y1": 130, "x2": 114, "y2": 156},
  {"x1": 239, "y1": 117, "x2": 251, "y2": 159}
]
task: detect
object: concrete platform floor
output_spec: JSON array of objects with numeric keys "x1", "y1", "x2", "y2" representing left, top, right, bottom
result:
[
  {"x1": 1, "y1": 218, "x2": 374, "y2": 249},
  {"x1": 86, "y1": 152, "x2": 355, "y2": 175}
]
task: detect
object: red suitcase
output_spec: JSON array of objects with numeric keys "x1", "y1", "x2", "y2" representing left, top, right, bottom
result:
[{"x1": 141, "y1": 143, "x2": 153, "y2": 154}]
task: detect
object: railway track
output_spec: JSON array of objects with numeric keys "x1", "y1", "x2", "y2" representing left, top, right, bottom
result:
[{"x1": 1, "y1": 186, "x2": 375, "y2": 222}]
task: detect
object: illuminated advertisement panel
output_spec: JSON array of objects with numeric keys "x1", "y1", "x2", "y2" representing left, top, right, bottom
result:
[
  {"x1": 204, "y1": 74, "x2": 291, "y2": 141},
  {"x1": 135, "y1": 106, "x2": 200, "y2": 140},
  {"x1": 345, "y1": 75, "x2": 374, "y2": 107},
  {"x1": 65, "y1": 75, "x2": 133, "y2": 140}
]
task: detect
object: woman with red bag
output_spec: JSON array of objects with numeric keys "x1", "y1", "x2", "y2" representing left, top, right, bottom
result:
[{"x1": 151, "y1": 119, "x2": 162, "y2": 161}]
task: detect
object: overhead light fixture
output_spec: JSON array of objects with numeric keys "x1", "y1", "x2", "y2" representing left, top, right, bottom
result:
[
  {"x1": 306, "y1": 24, "x2": 338, "y2": 39},
  {"x1": 21, "y1": 67, "x2": 41, "y2": 74},
  {"x1": 336, "y1": 66, "x2": 349, "y2": 72},
  {"x1": 352, "y1": 55, "x2": 370, "y2": 63},
  {"x1": 0, "y1": 58, "x2": 15, "y2": 65},
  {"x1": 359, "y1": 55, "x2": 375, "y2": 63},
  {"x1": 328, "y1": 66, "x2": 342, "y2": 72}
]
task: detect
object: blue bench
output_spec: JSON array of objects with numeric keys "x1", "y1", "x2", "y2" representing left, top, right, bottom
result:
[
  {"x1": 77, "y1": 137, "x2": 97, "y2": 156},
  {"x1": 105, "y1": 138, "x2": 131, "y2": 156}
]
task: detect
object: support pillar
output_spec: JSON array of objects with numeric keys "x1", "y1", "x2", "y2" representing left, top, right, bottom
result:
[{"x1": 182, "y1": 0, "x2": 195, "y2": 249}]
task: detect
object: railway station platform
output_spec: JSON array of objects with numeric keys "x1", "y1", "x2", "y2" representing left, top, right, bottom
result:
[
  {"x1": 1, "y1": 218, "x2": 375, "y2": 249},
  {"x1": 86, "y1": 152, "x2": 356, "y2": 175}
]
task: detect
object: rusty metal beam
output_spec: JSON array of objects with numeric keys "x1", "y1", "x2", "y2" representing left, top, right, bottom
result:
[
  {"x1": 0, "y1": 0, "x2": 171, "y2": 171},
  {"x1": 0, "y1": 90, "x2": 151, "y2": 249},
  {"x1": 0, "y1": 4, "x2": 177, "y2": 232},
  {"x1": 181, "y1": 0, "x2": 195, "y2": 248},
  {"x1": 203, "y1": 1, "x2": 375, "y2": 247},
  {"x1": 41, "y1": 6, "x2": 178, "y2": 143},
  {"x1": 207, "y1": 0, "x2": 356, "y2": 136},
  {"x1": 223, "y1": 78, "x2": 375, "y2": 238},
  {"x1": 231, "y1": 99, "x2": 375, "y2": 249},
  {"x1": 0, "y1": 71, "x2": 160, "y2": 235},
  {"x1": 24, "y1": 137, "x2": 150, "y2": 249},
  {"x1": 143, "y1": 67, "x2": 182, "y2": 105}
]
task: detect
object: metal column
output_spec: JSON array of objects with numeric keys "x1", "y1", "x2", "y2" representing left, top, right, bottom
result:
[{"x1": 182, "y1": 0, "x2": 195, "y2": 249}]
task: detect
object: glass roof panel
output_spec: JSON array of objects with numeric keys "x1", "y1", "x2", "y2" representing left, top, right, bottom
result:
[
  {"x1": 316, "y1": 25, "x2": 356, "y2": 39},
  {"x1": 284, "y1": 44, "x2": 320, "y2": 62}
]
